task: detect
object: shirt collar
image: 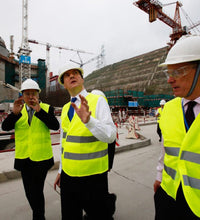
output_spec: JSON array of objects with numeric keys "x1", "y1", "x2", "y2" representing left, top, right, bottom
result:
[
  {"x1": 183, "y1": 97, "x2": 200, "y2": 107},
  {"x1": 26, "y1": 104, "x2": 31, "y2": 111}
]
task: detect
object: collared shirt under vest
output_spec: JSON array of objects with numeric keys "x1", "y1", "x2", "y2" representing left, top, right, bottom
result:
[
  {"x1": 14, "y1": 103, "x2": 53, "y2": 161},
  {"x1": 160, "y1": 97, "x2": 200, "y2": 217},
  {"x1": 61, "y1": 93, "x2": 108, "y2": 177}
]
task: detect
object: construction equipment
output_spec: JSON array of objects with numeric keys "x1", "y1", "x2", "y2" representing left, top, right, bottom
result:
[
  {"x1": 0, "y1": 81, "x2": 20, "y2": 92},
  {"x1": 28, "y1": 39, "x2": 94, "y2": 88},
  {"x1": 18, "y1": 0, "x2": 32, "y2": 86},
  {"x1": 70, "y1": 45, "x2": 105, "y2": 70},
  {"x1": 133, "y1": 0, "x2": 200, "y2": 47}
]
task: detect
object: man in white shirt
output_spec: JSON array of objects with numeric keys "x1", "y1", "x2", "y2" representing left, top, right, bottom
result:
[
  {"x1": 54, "y1": 64, "x2": 116, "y2": 220},
  {"x1": 154, "y1": 35, "x2": 200, "y2": 219}
]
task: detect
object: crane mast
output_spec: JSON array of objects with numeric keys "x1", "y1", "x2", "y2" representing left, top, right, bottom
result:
[{"x1": 18, "y1": 0, "x2": 31, "y2": 86}]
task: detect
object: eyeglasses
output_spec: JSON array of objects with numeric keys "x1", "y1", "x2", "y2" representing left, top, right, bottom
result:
[
  {"x1": 164, "y1": 64, "x2": 196, "y2": 79},
  {"x1": 23, "y1": 91, "x2": 38, "y2": 97}
]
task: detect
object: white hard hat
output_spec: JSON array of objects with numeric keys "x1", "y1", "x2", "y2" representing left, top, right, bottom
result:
[
  {"x1": 21, "y1": 79, "x2": 41, "y2": 92},
  {"x1": 58, "y1": 64, "x2": 84, "y2": 85},
  {"x1": 91, "y1": 89, "x2": 106, "y2": 98},
  {"x1": 160, "y1": 99, "x2": 166, "y2": 105},
  {"x1": 159, "y1": 35, "x2": 200, "y2": 67}
]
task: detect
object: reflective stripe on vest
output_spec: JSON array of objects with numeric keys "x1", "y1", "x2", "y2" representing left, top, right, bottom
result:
[
  {"x1": 183, "y1": 175, "x2": 200, "y2": 190},
  {"x1": 64, "y1": 149, "x2": 108, "y2": 160},
  {"x1": 164, "y1": 164, "x2": 177, "y2": 180},
  {"x1": 66, "y1": 135, "x2": 98, "y2": 143},
  {"x1": 165, "y1": 147, "x2": 180, "y2": 156},
  {"x1": 63, "y1": 132, "x2": 98, "y2": 143},
  {"x1": 181, "y1": 151, "x2": 200, "y2": 164}
]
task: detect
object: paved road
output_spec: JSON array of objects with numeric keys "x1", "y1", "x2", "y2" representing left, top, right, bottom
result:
[{"x1": 0, "y1": 124, "x2": 162, "y2": 220}]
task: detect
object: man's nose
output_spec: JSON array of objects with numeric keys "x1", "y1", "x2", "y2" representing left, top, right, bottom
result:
[
  {"x1": 167, "y1": 76, "x2": 175, "y2": 84},
  {"x1": 69, "y1": 73, "x2": 75, "y2": 78}
]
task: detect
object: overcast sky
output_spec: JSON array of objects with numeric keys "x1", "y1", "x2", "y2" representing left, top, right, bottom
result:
[{"x1": 1, "y1": 0, "x2": 200, "y2": 77}]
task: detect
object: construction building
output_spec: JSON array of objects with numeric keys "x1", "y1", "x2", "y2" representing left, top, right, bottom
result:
[{"x1": 0, "y1": 36, "x2": 46, "y2": 111}]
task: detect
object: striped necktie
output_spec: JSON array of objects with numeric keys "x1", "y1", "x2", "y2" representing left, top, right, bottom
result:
[
  {"x1": 68, "y1": 97, "x2": 77, "y2": 121},
  {"x1": 185, "y1": 101, "x2": 197, "y2": 128},
  {"x1": 28, "y1": 108, "x2": 34, "y2": 124}
]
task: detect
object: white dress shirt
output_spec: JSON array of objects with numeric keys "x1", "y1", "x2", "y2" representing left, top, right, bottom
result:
[
  {"x1": 156, "y1": 97, "x2": 200, "y2": 182},
  {"x1": 58, "y1": 89, "x2": 116, "y2": 173}
]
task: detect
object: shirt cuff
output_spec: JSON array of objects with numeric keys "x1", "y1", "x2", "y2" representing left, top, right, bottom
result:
[
  {"x1": 58, "y1": 164, "x2": 62, "y2": 174},
  {"x1": 84, "y1": 116, "x2": 96, "y2": 128},
  {"x1": 156, "y1": 171, "x2": 163, "y2": 182}
]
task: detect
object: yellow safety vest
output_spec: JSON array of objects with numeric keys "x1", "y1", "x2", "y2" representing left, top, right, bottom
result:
[
  {"x1": 15, "y1": 103, "x2": 53, "y2": 161},
  {"x1": 61, "y1": 93, "x2": 108, "y2": 177},
  {"x1": 160, "y1": 97, "x2": 200, "y2": 217},
  {"x1": 157, "y1": 107, "x2": 163, "y2": 123}
]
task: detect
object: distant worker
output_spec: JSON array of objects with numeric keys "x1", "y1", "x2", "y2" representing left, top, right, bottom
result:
[
  {"x1": 2, "y1": 79, "x2": 60, "y2": 220},
  {"x1": 155, "y1": 99, "x2": 166, "y2": 142},
  {"x1": 153, "y1": 35, "x2": 200, "y2": 219},
  {"x1": 118, "y1": 108, "x2": 122, "y2": 126},
  {"x1": 53, "y1": 64, "x2": 116, "y2": 220},
  {"x1": 122, "y1": 108, "x2": 126, "y2": 122}
]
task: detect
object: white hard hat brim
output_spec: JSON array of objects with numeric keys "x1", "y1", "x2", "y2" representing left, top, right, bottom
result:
[
  {"x1": 159, "y1": 56, "x2": 200, "y2": 67},
  {"x1": 20, "y1": 79, "x2": 41, "y2": 93},
  {"x1": 159, "y1": 35, "x2": 200, "y2": 67},
  {"x1": 21, "y1": 88, "x2": 41, "y2": 93}
]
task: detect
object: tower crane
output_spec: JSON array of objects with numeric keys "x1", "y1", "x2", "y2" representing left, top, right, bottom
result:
[
  {"x1": 0, "y1": 0, "x2": 29, "y2": 94},
  {"x1": 133, "y1": 0, "x2": 200, "y2": 47},
  {"x1": 28, "y1": 39, "x2": 94, "y2": 88},
  {"x1": 18, "y1": 0, "x2": 32, "y2": 86}
]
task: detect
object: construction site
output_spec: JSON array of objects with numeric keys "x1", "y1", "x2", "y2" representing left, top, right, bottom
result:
[
  {"x1": 1, "y1": 1, "x2": 200, "y2": 219},
  {"x1": 0, "y1": 0, "x2": 200, "y2": 150}
]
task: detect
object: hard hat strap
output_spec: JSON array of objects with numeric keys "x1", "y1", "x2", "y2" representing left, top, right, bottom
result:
[{"x1": 186, "y1": 61, "x2": 200, "y2": 97}]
